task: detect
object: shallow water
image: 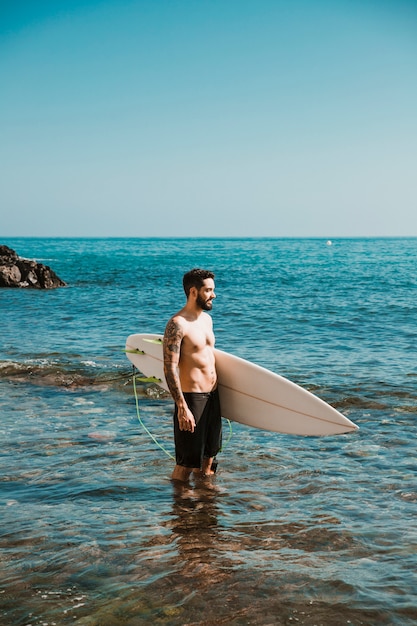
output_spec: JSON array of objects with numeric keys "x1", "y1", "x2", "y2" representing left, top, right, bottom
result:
[{"x1": 1, "y1": 237, "x2": 417, "y2": 624}]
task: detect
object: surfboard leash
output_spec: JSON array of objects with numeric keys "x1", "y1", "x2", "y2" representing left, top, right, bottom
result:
[
  {"x1": 222, "y1": 415, "x2": 233, "y2": 452},
  {"x1": 131, "y1": 367, "x2": 233, "y2": 460},
  {"x1": 132, "y1": 368, "x2": 176, "y2": 461}
]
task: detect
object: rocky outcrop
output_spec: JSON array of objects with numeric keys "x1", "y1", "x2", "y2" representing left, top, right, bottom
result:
[{"x1": 0, "y1": 245, "x2": 66, "y2": 289}]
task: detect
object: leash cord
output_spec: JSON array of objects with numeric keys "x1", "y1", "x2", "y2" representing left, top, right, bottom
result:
[
  {"x1": 132, "y1": 370, "x2": 175, "y2": 461},
  {"x1": 222, "y1": 414, "x2": 233, "y2": 451},
  {"x1": 131, "y1": 368, "x2": 233, "y2": 460}
]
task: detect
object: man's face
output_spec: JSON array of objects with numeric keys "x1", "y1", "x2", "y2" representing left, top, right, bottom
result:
[{"x1": 196, "y1": 278, "x2": 216, "y2": 311}]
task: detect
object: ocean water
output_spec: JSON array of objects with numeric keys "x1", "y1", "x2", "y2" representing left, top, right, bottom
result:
[{"x1": 1, "y1": 237, "x2": 416, "y2": 625}]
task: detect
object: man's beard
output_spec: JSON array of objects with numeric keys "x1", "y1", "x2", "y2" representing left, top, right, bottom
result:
[{"x1": 196, "y1": 294, "x2": 213, "y2": 311}]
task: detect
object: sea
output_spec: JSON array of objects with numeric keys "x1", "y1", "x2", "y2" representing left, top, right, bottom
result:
[{"x1": 1, "y1": 237, "x2": 416, "y2": 626}]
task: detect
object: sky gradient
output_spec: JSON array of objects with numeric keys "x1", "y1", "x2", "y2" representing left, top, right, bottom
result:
[{"x1": 1, "y1": 0, "x2": 417, "y2": 237}]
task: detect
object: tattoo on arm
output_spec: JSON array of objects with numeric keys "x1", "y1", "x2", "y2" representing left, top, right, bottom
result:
[{"x1": 163, "y1": 319, "x2": 184, "y2": 405}]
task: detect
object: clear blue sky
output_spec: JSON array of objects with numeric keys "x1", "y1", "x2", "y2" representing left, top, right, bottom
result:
[{"x1": 1, "y1": 0, "x2": 416, "y2": 237}]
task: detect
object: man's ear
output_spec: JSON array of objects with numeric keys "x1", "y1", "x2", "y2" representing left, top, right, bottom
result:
[{"x1": 189, "y1": 286, "x2": 198, "y2": 299}]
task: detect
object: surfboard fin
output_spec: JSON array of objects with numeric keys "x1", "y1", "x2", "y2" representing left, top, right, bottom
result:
[
  {"x1": 134, "y1": 375, "x2": 162, "y2": 384},
  {"x1": 124, "y1": 348, "x2": 145, "y2": 355}
]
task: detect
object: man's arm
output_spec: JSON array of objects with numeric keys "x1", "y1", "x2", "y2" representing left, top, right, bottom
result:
[
  {"x1": 163, "y1": 318, "x2": 184, "y2": 405},
  {"x1": 163, "y1": 318, "x2": 196, "y2": 432}
]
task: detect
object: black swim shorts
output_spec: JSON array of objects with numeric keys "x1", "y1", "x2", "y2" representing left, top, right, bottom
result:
[{"x1": 173, "y1": 388, "x2": 222, "y2": 469}]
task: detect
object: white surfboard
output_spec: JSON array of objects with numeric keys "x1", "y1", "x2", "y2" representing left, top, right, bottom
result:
[{"x1": 125, "y1": 333, "x2": 358, "y2": 436}]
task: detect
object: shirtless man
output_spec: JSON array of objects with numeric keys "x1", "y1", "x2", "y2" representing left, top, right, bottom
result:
[{"x1": 163, "y1": 268, "x2": 222, "y2": 483}]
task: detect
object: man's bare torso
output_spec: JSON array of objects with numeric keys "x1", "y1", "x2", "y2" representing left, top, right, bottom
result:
[{"x1": 174, "y1": 311, "x2": 216, "y2": 393}]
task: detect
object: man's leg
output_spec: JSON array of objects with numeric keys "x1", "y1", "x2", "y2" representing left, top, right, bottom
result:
[
  {"x1": 201, "y1": 457, "x2": 216, "y2": 476},
  {"x1": 171, "y1": 464, "x2": 192, "y2": 482},
  {"x1": 201, "y1": 390, "x2": 221, "y2": 477}
]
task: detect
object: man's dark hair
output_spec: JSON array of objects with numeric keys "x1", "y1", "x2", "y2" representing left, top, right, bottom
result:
[{"x1": 183, "y1": 268, "x2": 215, "y2": 297}]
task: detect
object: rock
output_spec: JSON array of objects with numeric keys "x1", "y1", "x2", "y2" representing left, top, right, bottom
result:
[{"x1": 0, "y1": 245, "x2": 67, "y2": 289}]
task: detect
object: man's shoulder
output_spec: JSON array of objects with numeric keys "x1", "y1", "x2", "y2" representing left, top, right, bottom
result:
[
  {"x1": 171, "y1": 308, "x2": 188, "y2": 324},
  {"x1": 165, "y1": 309, "x2": 212, "y2": 333},
  {"x1": 165, "y1": 311, "x2": 187, "y2": 333},
  {"x1": 177, "y1": 310, "x2": 212, "y2": 326}
]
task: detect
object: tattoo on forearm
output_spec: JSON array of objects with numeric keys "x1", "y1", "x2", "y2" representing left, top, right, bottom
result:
[{"x1": 165, "y1": 371, "x2": 183, "y2": 404}]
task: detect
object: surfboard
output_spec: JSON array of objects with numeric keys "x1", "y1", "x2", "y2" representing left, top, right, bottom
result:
[{"x1": 125, "y1": 333, "x2": 358, "y2": 436}]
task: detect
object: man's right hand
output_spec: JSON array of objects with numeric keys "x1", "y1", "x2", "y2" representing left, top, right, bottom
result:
[{"x1": 177, "y1": 405, "x2": 196, "y2": 433}]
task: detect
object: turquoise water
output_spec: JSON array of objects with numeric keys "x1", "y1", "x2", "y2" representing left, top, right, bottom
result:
[{"x1": 1, "y1": 237, "x2": 417, "y2": 625}]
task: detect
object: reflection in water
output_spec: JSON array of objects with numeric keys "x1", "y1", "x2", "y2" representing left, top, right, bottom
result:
[{"x1": 169, "y1": 479, "x2": 226, "y2": 588}]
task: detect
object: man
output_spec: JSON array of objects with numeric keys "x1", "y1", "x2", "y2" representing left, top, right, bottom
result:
[{"x1": 163, "y1": 268, "x2": 222, "y2": 483}]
